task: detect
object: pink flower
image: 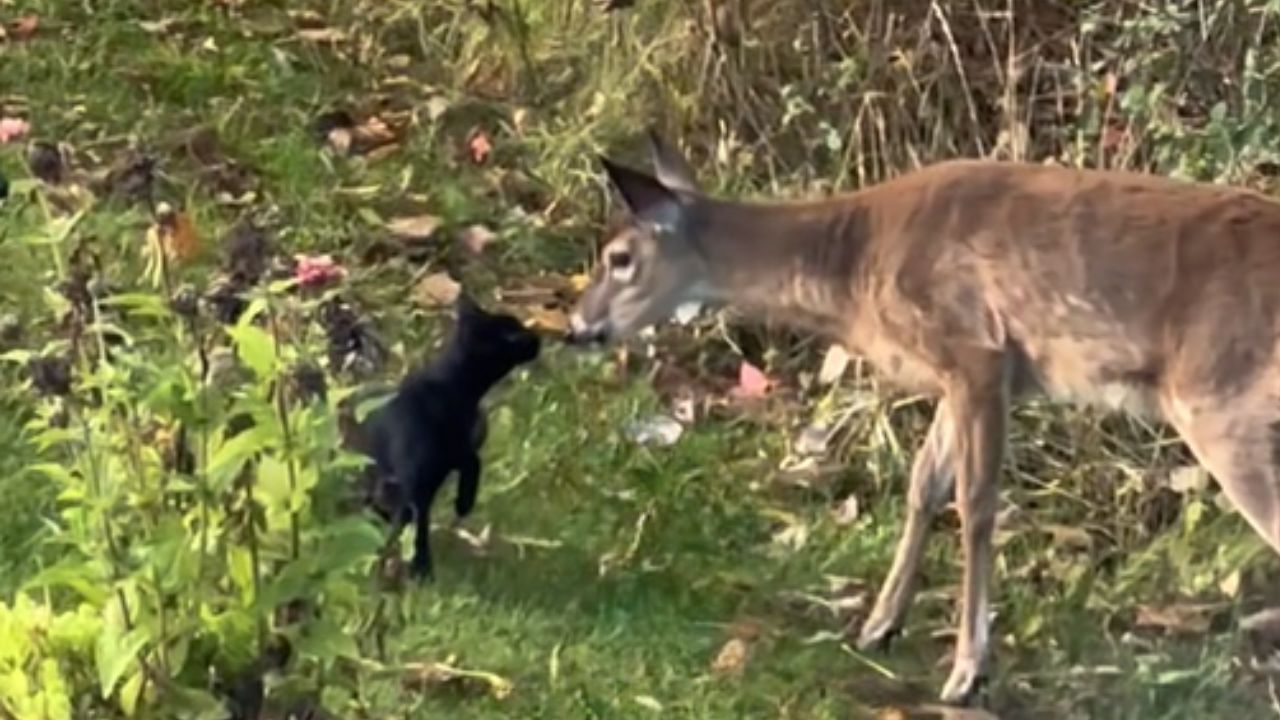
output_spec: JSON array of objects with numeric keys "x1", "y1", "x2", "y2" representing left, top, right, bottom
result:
[
  {"x1": 0, "y1": 117, "x2": 30, "y2": 144},
  {"x1": 293, "y1": 254, "x2": 347, "y2": 288}
]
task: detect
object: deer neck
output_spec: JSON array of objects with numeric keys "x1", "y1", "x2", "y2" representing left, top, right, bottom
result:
[{"x1": 691, "y1": 194, "x2": 867, "y2": 340}]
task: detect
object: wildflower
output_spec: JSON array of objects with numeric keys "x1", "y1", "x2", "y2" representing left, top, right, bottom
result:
[
  {"x1": 293, "y1": 253, "x2": 347, "y2": 288},
  {"x1": 0, "y1": 117, "x2": 30, "y2": 144}
]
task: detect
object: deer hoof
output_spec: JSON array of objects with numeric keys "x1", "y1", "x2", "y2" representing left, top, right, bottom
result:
[
  {"x1": 855, "y1": 616, "x2": 901, "y2": 652},
  {"x1": 938, "y1": 656, "x2": 986, "y2": 706}
]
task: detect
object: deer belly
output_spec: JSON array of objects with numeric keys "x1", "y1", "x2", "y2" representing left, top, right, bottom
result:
[{"x1": 1016, "y1": 335, "x2": 1162, "y2": 417}]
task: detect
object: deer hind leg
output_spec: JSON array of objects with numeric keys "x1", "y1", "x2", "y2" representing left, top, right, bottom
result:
[{"x1": 857, "y1": 403, "x2": 957, "y2": 650}]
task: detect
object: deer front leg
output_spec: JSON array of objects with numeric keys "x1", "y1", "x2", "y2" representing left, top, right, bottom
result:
[
  {"x1": 938, "y1": 365, "x2": 1008, "y2": 705},
  {"x1": 857, "y1": 403, "x2": 956, "y2": 650}
]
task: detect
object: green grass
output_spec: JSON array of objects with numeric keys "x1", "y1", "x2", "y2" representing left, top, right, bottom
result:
[{"x1": 3, "y1": 1, "x2": 1280, "y2": 718}]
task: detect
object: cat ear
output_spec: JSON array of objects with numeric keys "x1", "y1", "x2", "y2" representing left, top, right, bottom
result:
[{"x1": 454, "y1": 287, "x2": 481, "y2": 318}]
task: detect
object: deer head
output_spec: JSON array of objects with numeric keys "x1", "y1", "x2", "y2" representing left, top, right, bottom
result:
[{"x1": 565, "y1": 131, "x2": 715, "y2": 345}]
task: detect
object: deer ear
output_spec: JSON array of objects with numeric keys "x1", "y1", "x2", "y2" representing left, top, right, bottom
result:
[
  {"x1": 599, "y1": 156, "x2": 680, "y2": 221},
  {"x1": 646, "y1": 128, "x2": 700, "y2": 193}
]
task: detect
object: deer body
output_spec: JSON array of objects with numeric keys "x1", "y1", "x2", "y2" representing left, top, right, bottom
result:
[
  {"x1": 567, "y1": 134, "x2": 1280, "y2": 704},
  {"x1": 700, "y1": 159, "x2": 1280, "y2": 406}
]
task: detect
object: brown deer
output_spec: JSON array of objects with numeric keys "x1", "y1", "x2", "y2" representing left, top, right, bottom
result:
[{"x1": 564, "y1": 130, "x2": 1280, "y2": 704}]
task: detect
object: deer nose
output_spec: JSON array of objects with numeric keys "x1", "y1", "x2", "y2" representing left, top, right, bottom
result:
[{"x1": 565, "y1": 311, "x2": 608, "y2": 345}]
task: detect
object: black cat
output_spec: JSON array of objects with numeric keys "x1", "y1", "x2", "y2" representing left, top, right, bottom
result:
[{"x1": 351, "y1": 291, "x2": 541, "y2": 579}]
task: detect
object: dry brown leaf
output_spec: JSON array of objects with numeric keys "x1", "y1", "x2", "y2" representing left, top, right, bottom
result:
[
  {"x1": 523, "y1": 306, "x2": 568, "y2": 334},
  {"x1": 147, "y1": 206, "x2": 202, "y2": 264},
  {"x1": 165, "y1": 211, "x2": 202, "y2": 263},
  {"x1": 413, "y1": 272, "x2": 461, "y2": 307},
  {"x1": 1134, "y1": 603, "x2": 1215, "y2": 636},
  {"x1": 387, "y1": 214, "x2": 442, "y2": 242},
  {"x1": 710, "y1": 637, "x2": 749, "y2": 676},
  {"x1": 352, "y1": 116, "x2": 397, "y2": 149},
  {"x1": 569, "y1": 272, "x2": 590, "y2": 293},
  {"x1": 457, "y1": 224, "x2": 497, "y2": 255}
]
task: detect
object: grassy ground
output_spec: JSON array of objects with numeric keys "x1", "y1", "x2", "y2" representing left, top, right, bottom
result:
[{"x1": 3, "y1": 1, "x2": 1280, "y2": 718}]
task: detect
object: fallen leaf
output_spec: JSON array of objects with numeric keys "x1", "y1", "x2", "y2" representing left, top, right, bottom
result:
[
  {"x1": 1168, "y1": 465, "x2": 1210, "y2": 494},
  {"x1": 165, "y1": 210, "x2": 202, "y2": 263},
  {"x1": 523, "y1": 306, "x2": 569, "y2": 334},
  {"x1": 351, "y1": 116, "x2": 397, "y2": 153},
  {"x1": 146, "y1": 204, "x2": 202, "y2": 265},
  {"x1": 467, "y1": 128, "x2": 492, "y2": 164},
  {"x1": 296, "y1": 27, "x2": 348, "y2": 44},
  {"x1": 831, "y1": 494, "x2": 860, "y2": 526},
  {"x1": 512, "y1": 107, "x2": 532, "y2": 135},
  {"x1": 710, "y1": 637, "x2": 749, "y2": 676},
  {"x1": 457, "y1": 224, "x2": 497, "y2": 255},
  {"x1": 818, "y1": 344, "x2": 850, "y2": 384},
  {"x1": 1134, "y1": 603, "x2": 1216, "y2": 636},
  {"x1": 387, "y1": 214, "x2": 442, "y2": 242},
  {"x1": 732, "y1": 360, "x2": 771, "y2": 397},
  {"x1": 1219, "y1": 569, "x2": 1242, "y2": 598},
  {"x1": 425, "y1": 95, "x2": 450, "y2": 121},
  {"x1": 568, "y1": 272, "x2": 591, "y2": 293},
  {"x1": 794, "y1": 422, "x2": 833, "y2": 457},
  {"x1": 624, "y1": 414, "x2": 683, "y2": 446},
  {"x1": 413, "y1": 272, "x2": 461, "y2": 306},
  {"x1": 633, "y1": 695, "x2": 663, "y2": 711}
]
